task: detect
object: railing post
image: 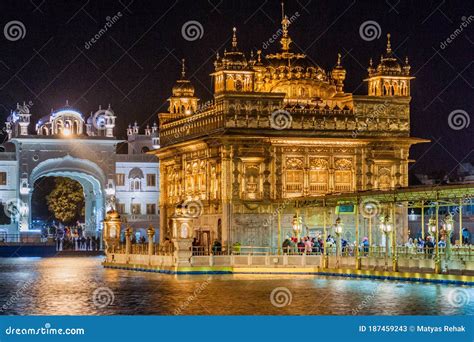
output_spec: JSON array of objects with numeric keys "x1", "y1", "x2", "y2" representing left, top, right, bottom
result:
[
  {"x1": 323, "y1": 204, "x2": 329, "y2": 268},
  {"x1": 209, "y1": 253, "x2": 214, "y2": 266},
  {"x1": 355, "y1": 201, "x2": 361, "y2": 270},
  {"x1": 434, "y1": 201, "x2": 441, "y2": 274},
  {"x1": 391, "y1": 202, "x2": 398, "y2": 272},
  {"x1": 147, "y1": 226, "x2": 155, "y2": 257},
  {"x1": 125, "y1": 226, "x2": 132, "y2": 259}
]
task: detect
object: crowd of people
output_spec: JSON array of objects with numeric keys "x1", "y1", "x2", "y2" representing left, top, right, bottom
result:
[
  {"x1": 53, "y1": 225, "x2": 101, "y2": 251},
  {"x1": 280, "y1": 227, "x2": 472, "y2": 257}
]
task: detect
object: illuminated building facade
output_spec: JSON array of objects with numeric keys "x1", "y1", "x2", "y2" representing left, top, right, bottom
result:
[
  {"x1": 154, "y1": 15, "x2": 426, "y2": 248},
  {"x1": 0, "y1": 102, "x2": 159, "y2": 240}
]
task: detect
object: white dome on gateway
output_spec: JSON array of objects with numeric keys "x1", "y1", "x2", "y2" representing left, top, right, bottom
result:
[
  {"x1": 36, "y1": 101, "x2": 85, "y2": 136},
  {"x1": 31, "y1": 101, "x2": 117, "y2": 138}
]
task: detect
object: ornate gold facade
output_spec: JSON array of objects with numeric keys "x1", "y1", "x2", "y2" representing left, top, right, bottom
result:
[{"x1": 153, "y1": 11, "x2": 427, "y2": 248}]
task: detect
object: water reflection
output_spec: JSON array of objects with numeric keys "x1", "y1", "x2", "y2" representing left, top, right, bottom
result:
[{"x1": 0, "y1": 257, "x2": 472, "y2": 315}]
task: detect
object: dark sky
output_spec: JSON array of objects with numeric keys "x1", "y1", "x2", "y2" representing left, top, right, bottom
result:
[{"x1": 0, "y1": 0, "x2": 472, "y2": 178}]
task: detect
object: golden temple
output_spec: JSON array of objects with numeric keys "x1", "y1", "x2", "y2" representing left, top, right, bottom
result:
[{"x1": 152, "y1": 8, "x2": 428, "y2": 249}]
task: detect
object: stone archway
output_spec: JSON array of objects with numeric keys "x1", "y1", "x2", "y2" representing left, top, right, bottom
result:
[{"x1": 25, "y1": 155, "x2": 109, "y2": 235}]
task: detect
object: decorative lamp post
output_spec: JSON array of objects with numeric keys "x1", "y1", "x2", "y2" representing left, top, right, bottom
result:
[
  {"x1": 428, "y1": 216, "x2": 437, "y2": 236},
  {"x1": 379, "y1": 214, "x2": 392, "y2": 270},
  {"x1": 428, "y1": 214, "x2": 441, "y2": 273},
  {"x1": 102, "y1": 210, "x2": 121, "y2": 254},
  {"x1": 292, "y1": 214, "x2": 302, "y2": 240},
  {"x1": 443, "y1": 213, "x2": 454, "y2": 260},
  {"x1": 334, "y1": 217, "x2": 343, "y2": 257}
]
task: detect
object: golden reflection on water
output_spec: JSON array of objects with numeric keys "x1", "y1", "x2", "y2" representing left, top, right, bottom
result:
[{"x1": 0, "y1": 257, "x2": 472, "y2": 315}]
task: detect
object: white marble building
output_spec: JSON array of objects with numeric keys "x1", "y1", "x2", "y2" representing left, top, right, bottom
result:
[{"x1": 0, "y1": 102, "x2": 160, "y2": 241}]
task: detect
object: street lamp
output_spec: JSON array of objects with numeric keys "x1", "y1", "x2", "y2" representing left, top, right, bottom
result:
[
  {"x1": 334, "y1": 217, "x2": 343, "y2": 257},
  {"x1": 292, "y1": 214, "x2": 302, "y2": 240},
  {"x1": 379, "y1": 214, "x2": 392, "y2": 269},
  {"x1": 428, "y1": 216, "x2": 437, "y2": 236},
  {"x1": 443, "y1": 213, "x2": 454, "y2": 260}
]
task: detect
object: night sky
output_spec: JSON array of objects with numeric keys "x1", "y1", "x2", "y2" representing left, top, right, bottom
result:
[{"x1": 0, "y1": 0, "x2": 472, "y2": 179}]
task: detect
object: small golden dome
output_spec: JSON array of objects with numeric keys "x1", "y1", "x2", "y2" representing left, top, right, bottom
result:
[{"x1": 172, "y1": 59, "x2": 195, "y2": 97}]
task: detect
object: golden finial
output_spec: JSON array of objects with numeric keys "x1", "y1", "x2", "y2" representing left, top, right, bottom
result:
[
  {"x1": 257, "y1": 50, "x2": 262, "y2": 63},
  {"x1": 386, "y1": 33, "x2": 392, "y2": 54},
  {"x1": 280, "y1": 1, "x2": 292, "y2": 51},
  {"x1": 405, "y1": 56, "x2": 409, "y2": 64},
  {"x1": 369, "y1": 58, "x2": 373, "y2": 67},
  {"x1": 337, "y1": 53, "x2": 342, "y2": 66},
  {"x1": 232, "y1": 27, "x2": 237, "y2": 49},
  {"x1": 181, "y1": 58, "x2": 186, "y2": 79}
]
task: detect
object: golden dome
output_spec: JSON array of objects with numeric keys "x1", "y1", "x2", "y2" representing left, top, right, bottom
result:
[
  {"x1": 172, "y1": 59, "x2": 195, "y2": 97},
  {"x1": 369, "y1": 34, "x2": 410, "y2": 77},
  {"x1": 255, "y1": 5, "x2": 336, "y2": 100},
  {"x1": 214, "y1": 27, "x2": 248, "y2": 71}
]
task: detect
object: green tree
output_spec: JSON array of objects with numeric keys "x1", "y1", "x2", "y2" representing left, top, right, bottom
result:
[{"x1": 46, "y1": 177, "x2": 85, "y2": 224}]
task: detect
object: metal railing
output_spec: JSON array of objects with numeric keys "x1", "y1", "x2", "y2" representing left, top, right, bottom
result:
[
  {"x1": 110, "y1": 242, "x2": 474, "y2": 262},
  {"x1": 114, "y1": 243, "x2": 174, "y2": 256},
  {"x1": 0, "y1": 234, "x2": 53, "y2": 244}
]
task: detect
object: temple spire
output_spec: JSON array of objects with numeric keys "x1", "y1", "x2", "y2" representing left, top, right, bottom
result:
[
  {"x1": 386, "y1": 33, "x2": 392, "y2": 55},
  {"x1": 231, "y1": 27, "x2": 238, "y2": 50},
  {"x1": 181, "y1": 58, "x2": 186, "y2": 79},
  {"x1": 280, "y1": 1, "x2": 292, "y2": 51}
]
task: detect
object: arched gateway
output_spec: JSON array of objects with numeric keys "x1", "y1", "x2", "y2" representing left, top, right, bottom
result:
[{"x1": 0, "y1": 102, "x2": 160, "y2": 240}]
